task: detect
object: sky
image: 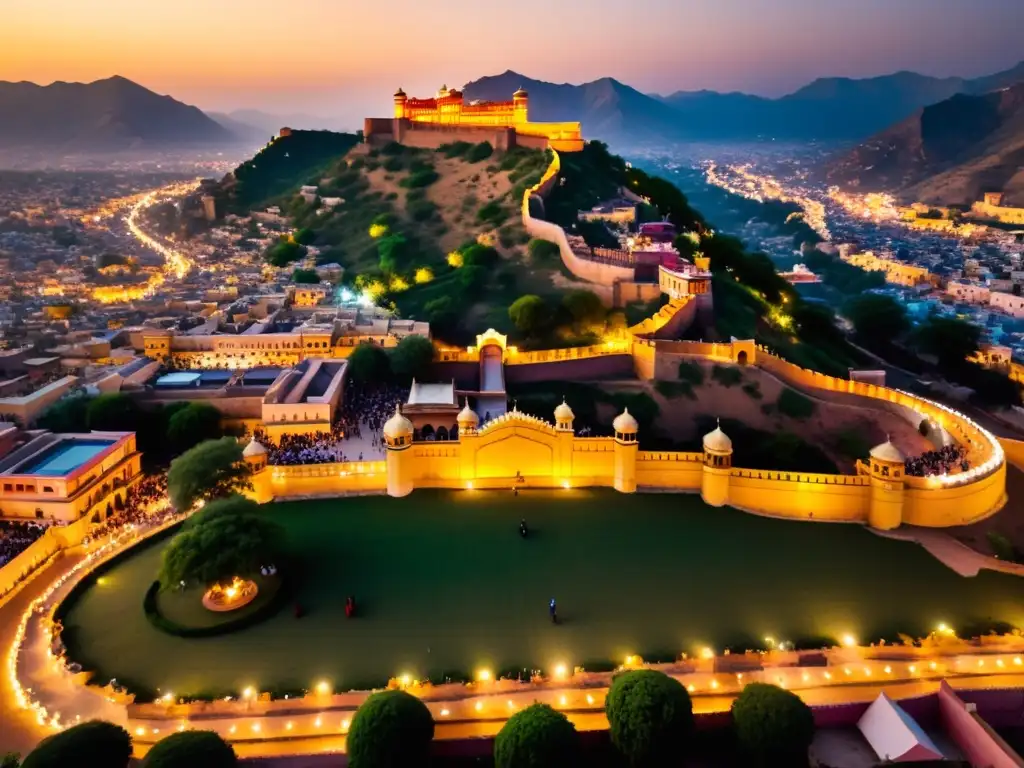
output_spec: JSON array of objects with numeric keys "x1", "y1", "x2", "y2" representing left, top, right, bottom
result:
[{"x1": 1, "y1": 0, "x2": 1022, "y2": 128}]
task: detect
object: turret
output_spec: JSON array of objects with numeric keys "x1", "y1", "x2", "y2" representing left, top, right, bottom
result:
[
  {"x1": 393, "y1": 87, "x2": 408, "y2": 119},
  {"x1": 513, "y1": 87, "x2": 529, "y2": 125},
  {"x1": 242, "y1": 437, "x2": 272, "y2": 503},
  {"x1": 613, "y1": 408, "x2": 638, "y2": 493},
  {"x1": 383, "y1": 404, "x2": 415, "y2": 497},
  {"x1": 701, "y1": 421, "x2": 732, "y2": 507},
  {"x1": 867, "y1": 440, "x2": 905, "y2": 530},
  {"x1": 554, "y1": 398, "x2": 575, "y2": 433},
  {"x1": 457, "y1": 399, "x2": 479, "y2": 436}
]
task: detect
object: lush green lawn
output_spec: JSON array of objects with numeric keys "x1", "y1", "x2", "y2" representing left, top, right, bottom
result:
[{"x1": 61, "y1": 490, "x2": 1024, "y2": 700}]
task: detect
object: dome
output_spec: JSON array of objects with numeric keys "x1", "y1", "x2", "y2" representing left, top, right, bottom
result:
[
  {"x1": 613, "y1": 407, "x2": 639, "y2": 434},
  {"x1": 703, "y1": 424, "x2": 732, "y2": 453},
  {"x1": 383, "y1": 404, "x2": 414, "y2": 439},
  {"x1": 242, "y1": 437, "x2": 266, "y2": 458},
  {"x1": 457, "y1": 400, "x2": 479, "y2": 428},
  {"x1": 394, "y1": 87, "x2": 406, "y2": 98},
  {"x1": 513, "y1": 87, "x2": 528, "y2": 99},
  {"x1": 870, "y1": 440, "x2": 905, "y2": 464},
  {"x1": 554, "y1": 398, "x2": 574, "y2": 423}
]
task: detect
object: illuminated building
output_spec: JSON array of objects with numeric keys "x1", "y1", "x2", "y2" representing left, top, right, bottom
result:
[
  {"x1": 365, "y1": 85, "x2": 584, "y2": 153},
  {"x1": 842, "y1": 251, "x2": 934, "y2": 288},
  {"x1": 969, "y1": 192, "x2": 1024, "y2": 226}
]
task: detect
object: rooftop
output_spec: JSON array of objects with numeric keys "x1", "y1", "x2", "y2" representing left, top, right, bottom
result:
[{"x1": 407, "y1": 381, "x2": 456, "y2": 407}]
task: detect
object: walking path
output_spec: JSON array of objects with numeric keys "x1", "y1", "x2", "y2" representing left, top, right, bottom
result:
[{"x1": 876, "y1": 526, "x2": 1024, "y2": 577}]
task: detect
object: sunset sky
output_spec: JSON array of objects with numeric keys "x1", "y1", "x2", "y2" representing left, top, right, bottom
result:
[{"x1": 2, "y1": 0, "x2": 1022, "y2": 127}]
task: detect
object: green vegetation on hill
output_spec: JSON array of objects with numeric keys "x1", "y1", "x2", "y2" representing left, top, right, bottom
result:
[{"x1": 227, "y1": 130, "x2": 360, "y2": 211}]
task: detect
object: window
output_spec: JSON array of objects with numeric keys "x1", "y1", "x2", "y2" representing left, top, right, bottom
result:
[
  {"x1": 35, "y1": 508, "x2": 43, "y2": 519},
  {"x1": 2, "y1": 484, "x2": 10, "y2": 492},
  {"x1": 15, "y1": 484, "x2": 23, "y2": 492},
  {"x1": 25, "y1": 485, "x2": 34, "y2": 494},
  {"x1": 43, "y1": 486, "x2": 53, "y2": 493}
]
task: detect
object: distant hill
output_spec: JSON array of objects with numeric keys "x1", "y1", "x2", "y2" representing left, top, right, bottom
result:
[
  {"x1": 823, "y1": 82, "x2": 1024, "y2": 206},
  {"x1": 0, "y1": 76, "x2": 234, "y2": 149},
  {"x1": 654, "y1": 61, "x2": 1024, "y2": 141},
  {"x1": 225, "y1": 109, "x2": 341, "y2": 135},
  {"x1": 463, "y1": 71, "x2": 687, "y2": 145}
]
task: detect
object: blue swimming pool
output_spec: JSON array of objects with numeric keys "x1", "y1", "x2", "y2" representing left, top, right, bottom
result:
[{"x1": 19, "y1": 440, "x2": 115, "y2": 476}]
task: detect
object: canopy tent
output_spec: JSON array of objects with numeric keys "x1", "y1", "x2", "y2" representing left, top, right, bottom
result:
[{"x1": 858, "y1": 692, "x2": 944, "y2": 763}]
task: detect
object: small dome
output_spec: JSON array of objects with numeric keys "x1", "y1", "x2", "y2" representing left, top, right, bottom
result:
[
  {"x1": 870, "y1": 440, "x2": 905, "y2": 464},
  {"x1": 242, "y1": 437, "x2": 266, "y2": 458},
  {"x1": 383, "y1": 404, "x2": 414, "y2": 439},
  {"x1": 457, "y1": 400, "x2": 479, "y2": 427},
  {"x1": 394, "y1": 87, "x2": 406, "y2": 98},
  {"x1": 513, "y1": 87, "x2": 528, "y2": 98},
  {"x1": 554, "y1": 398, "x2": 574, "y2": 423},
  {"x1": 703, "y1": 424, "x2": 732, "y2": 453},
  {"x1": 613, "y1": 407, "x2": 638, "y2": 434}
]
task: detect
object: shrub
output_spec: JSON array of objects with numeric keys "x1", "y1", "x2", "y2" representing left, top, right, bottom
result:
[
  {"x1": 383, "y1": 156, "x2": 404, "y2": 172},
  {"x1": 605, "y1": 669, "x2": 693, "y2": 767},
  {"x1": 710, "y1": 364, "x2": 742, "y2": 388},
  {"x1": 21, "y1": 720, "x2": 132, "y2": 768},
  {"x1": 776, "y1": 389, "x2": 816, "y2": 420},
  {"x1": 988, "y1": 531, "x2": 1019, "y2": 562},
  {"x1": 347, "y1": 690, "x2": 435, "y2": 768},
  {"x1": 731, "y1": 683, "x2": 815, "y2": 765},
  {"x1": 677, "y1": 361, "x2": 705, "y2": 386},
  {"x1": 141, "y1": 730, "x2": 236, "y2": 768},
  {"x1": 509, "y1": 295, "x2": 550, "y2": 336},
  {"x1": 438, "y1": 141, "x2": 472, "y2": 158},
  {"x1": 528, "y1": 238, "x2": 561, "y2": 266},
  {"x1": 741, "y1": 382, "x2": 762, "y2": 400},
  {"x1": 407, "y1": 198, "x2": 438, "y2": 222},
  {"x1": 477, "y1": 201, "x2": 506, "y2": 227},
  {"x1": 466, "y1": 141, "x2": 494, "y2": 163},
  {"x1": 655, "y1": 380, "x2": 693, "y2": 399},
  {"x1": 494, "y1": 703, "x2": 579, "y2": 768},
  {"x1": 401, "y1": 168, "x2": 439, "y2": 189}
]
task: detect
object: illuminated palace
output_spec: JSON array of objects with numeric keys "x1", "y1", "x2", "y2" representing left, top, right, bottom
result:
[{"x1": 364, "y1": 85, "x2": 585, "y2": 153}]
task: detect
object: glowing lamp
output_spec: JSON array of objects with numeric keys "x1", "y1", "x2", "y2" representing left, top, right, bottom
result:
[
  {"x1": 315, "y1": 681, "x2": 330, "y2": 696},
  {"x1": 841, "y1": 634, "x2": 857, "y2": 648},
  {"x1": 341, "y1": 719, "x2": 350, "y2": 731},
  {"x1": 476, "y1": 668, "x2": 492, "y2": 683},
  {"x1": 553, "y1": 663, "x2": 568, "y2": 680},
  {"x1": 400, "y1": 674, "x2": 412, "y2": 687},
  {"x1": 700, "y1": 647, "x2": 715, "y2": 660},
  {"x1": 561, "y1": 480, "x2": 570, "y2": 490},
  {"x1": 474, "y1": 701, "x2": 483, "y2": 712},
  {"x1": 440, "y1": 708, "x2": 450, "y2": 716}
]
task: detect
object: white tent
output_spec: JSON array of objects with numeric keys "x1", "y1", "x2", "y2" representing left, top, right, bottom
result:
[{"x1": 858, "y1": 692, "x2": 944, "y2": 763}]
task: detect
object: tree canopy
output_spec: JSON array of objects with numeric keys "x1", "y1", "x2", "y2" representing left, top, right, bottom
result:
[
  {"x1": 21, "y1": 720, "x2": 132, "y2": 768},
  {"x1": 842, "y1": 294, "x2": 910, "y2": 341},
  {"x1": 346, "y1": 690, "x2": 435, "y2": 768},
  {"x1": 562, "y1": 289, "x2": 605, "y2": 329},
  {"x1": 731, "y1": 683, "x2": 815, "y2": 765},
  {"x1": 509, "y1": 295, "x2": 550, "y2": 336},
  {"x1": 158, "y1": 495, "x2": 283, "y2": 590},
  {"x1": 390, "y1": 335, "x2": 434, "y2": 383},
  {"x1": 291, "y1": 268, "x2": 321, "y2": 284},
  {"x1": 141, "y1": 730, "x2": 237, "y2": 768},
  {"x1": 913, "y1": 315, "x2": 981, "y2": 371},
  {"x1": 166, "y1": 403, "x2": 223, "y2": 455},
  {"x1": 494, "y1": 703, "x2": 579, "y2": 768},
  {"x1": 166, "y1": 437, "x2": 252, "y2": 511},
  {"x1": 86, "y1": 393, "x2": 143, "y2": 432},
  {"x1": 605, "y1": 669, "x2": 693, "y2": 767},
  {"x1": 346, "y1": 342, "x2": 392, "y2": 384},
  {"x1": 37, "y1": 395, "x2": 91, "y2": 433}
]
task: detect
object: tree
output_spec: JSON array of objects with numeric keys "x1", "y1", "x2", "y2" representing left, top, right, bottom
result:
[
  {"x1": 293, "y1": 227, "x2": 316, "y2": 246},
  {"x1": 509, "y1": 295, "x2": 550, "y2": 336},
  {"x1": 561, "y1": 289, "x2": 605, "y2": 329},
  {"x1": 158, "y1": 497, "x2": 283, "y2": 590},
  {"x1": 21, "y1": 720, "x2": 131, "y2": 768},
  {"x1": 265, "y1": 238, "x2": 304, "y2": 268},
  {"x1": 390, "y1": 335, "x2": 434, "y2": 382},
  {"x1": 141, "y1": 730, "x2": 236, "y2": 768},
  {"x1": 291, "y1": 268, "x2": 320, "y2": 284},
  {"x1": 731, "y1": 683, "x2": 814, "y2": 766},
  {"x1": 86, "y1": 393, "x2": 143, "y2": 432},
  {"x1": 37, "y1": 395, "x2": 91, "y2": 432},
  {"x1": 347, "y1": 342, "x2": 392, "y2": 383},
  {"x1": 459, "y1": 265, "x2": 485, "y2": 291},
  {"x1": 605, "y1": 669, "x2": 693, "y2": 767},
  {"x1": 185, "y1": 494, "x2": 261, "y2": 529},
  {"x1": 913, "y1": 315, "x2": 981, "y2": 371},
  {"x1": 346, "y1": 690, "x2": 435, "y2": 768},
  {"x1": 494, "y1": 703, "x2": 579, "y2": 768},
  {"x1": 378, "y1": 234, "x2": 410, "y2": 275},
  {"x1": 842, "y1": 294, "x2": 910, "y2": 342},
  {"x1": 167, "y1": 403, "x2": 223, "y2": 455},
  {"x1": 166, "y1": 437, "x2": 252, "y2": 511}
]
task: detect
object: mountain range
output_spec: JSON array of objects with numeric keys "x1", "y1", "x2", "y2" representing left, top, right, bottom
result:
[
  {"x1": 0, "y1": 76, "x2": 235, "y2": 149},
  {"x1": 823, "y1": 81, "x2": 1024, "y2": 206},
  {"x1": 465, "y1": 62, "x2": 1024, "y2": 144}
]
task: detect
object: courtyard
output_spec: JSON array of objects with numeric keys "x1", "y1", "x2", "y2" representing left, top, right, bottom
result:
[{"x1": 60, "y1": 489, "x2": 1024, "y2": 700}]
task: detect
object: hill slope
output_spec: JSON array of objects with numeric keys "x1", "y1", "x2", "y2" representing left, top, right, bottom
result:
[
  {"x1": 0, "y1": 76, "x2": 234, "y2": 149},
  {"x1": 823, "y1": 82, "x2": 1024, "y2": 205}
]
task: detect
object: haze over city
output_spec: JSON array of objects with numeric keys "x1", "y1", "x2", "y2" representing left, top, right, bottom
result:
[{"x1": 2, "y1": 0, "x2": 1023, "y2": 126}]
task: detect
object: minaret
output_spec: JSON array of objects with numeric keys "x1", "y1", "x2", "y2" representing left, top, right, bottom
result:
[
  {"x1": 513, "y1": 87, "x2": 529, "y2": 125},
  {"x1": 612, "y1": 408, "x2": 638, "y2": 493},
  {"x1": 554, "y1": 398, "x2": 575, "y2": 433},
  {"x1": 242, "y1": 437, "x2": 272, "y2": 504},
  {"x1": 867, "y1": 439, "x2": 905, "y2": 530},
  {"x1": 393, "y1": 87, "x2": 408, "y2": 119}
]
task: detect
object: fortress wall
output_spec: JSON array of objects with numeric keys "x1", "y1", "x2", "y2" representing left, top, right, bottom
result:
[
  {"x1": 632, "y1": 340, "x2": 657, "y2": 380},
  {"x1": 727, "y1": 471, "x2": 870, "y2": 522},
  {"x1": 903, "y1": 462, "x2": 1007, "y2": 527},
  {"x1": 504, "y1": 355, "x2": 633, "y2": 384},
  {"x1": 410, "y1": 445, "x2": 462, "y2": 486},
  {"x1": 636, "y1": 452, "x2": 703, "y2": 489},
  {"x1": 269, "y1": 462, "x2": 386, "y2": 498},
  {"x1": 627, "y1": 297, "x2": 697, "y2": 339},
  {"x1": 570, "y1": 443, "x2": 616, "y2": 480},
  {"x1": 613, "y1": 281, "x2": 662, "y2": 308},
  {"x1": 395, "y1": 121, "x2": 516, "y2": 151}
]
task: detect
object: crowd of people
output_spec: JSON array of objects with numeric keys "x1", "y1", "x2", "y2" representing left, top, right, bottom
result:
[
  {"x1": 88, "y1": 474, "x2": 171, "y2": 539},
  {"x1": 262, "y1": 431, "x2": 351, "y2": 465},
  {"x1": 905, "y1": 444, "x2": 969, "y2": 477},
  {"x1": 0, "y1": 520, "x2": 48, "y2": 566},
  {"x1": 335, "y1": 382, "x2": 406, "y2": 445}
]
